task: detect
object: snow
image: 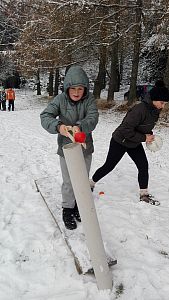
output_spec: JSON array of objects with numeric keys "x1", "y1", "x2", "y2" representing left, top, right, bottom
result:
[{"x1": 1, "y1": 88, "x2": 169, "y2": 299}]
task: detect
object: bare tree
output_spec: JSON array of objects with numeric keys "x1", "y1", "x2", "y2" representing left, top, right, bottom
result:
[
  {"x1": 93, "y1": 15, "x2": 108, "y2": 99},
  {"x1": 127, "y1": 0, "x2": 142, "y2": 106}
]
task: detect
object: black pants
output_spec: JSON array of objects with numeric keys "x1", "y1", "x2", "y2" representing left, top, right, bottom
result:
[
  {"x1": 8, "y1": 100, "x2": 14, "y2": 111},
  {"x1": 92, "y1": 137, "x2": 149, "y2": 189},
  {"x1": 0, "y1": 100, "x2": 6, "y2": 110}
]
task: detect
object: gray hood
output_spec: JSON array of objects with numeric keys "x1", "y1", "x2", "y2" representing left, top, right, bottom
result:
[{"x1": 63, "y1": 66, "x2": 89, "y2": 97}]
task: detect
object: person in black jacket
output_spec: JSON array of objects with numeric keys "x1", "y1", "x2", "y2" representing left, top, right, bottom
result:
[
  {"x1": 90, "y1": 81, "x2": 169, "y2": 205},
  {"x1": 0, "y1": 86, "x2": 6, "y2": 111}
]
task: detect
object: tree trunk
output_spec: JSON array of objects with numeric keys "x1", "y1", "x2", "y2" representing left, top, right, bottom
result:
[
  {"x1": 164, "y1": 50, "x2": 169, "y2": 89},
  {"x1": 127, "y1": 0, "x2": 142, "y2": 106},
  {"x1": 107, "y1": 0, "x2": 120, "y2": 103},
  {"x1": 54, "y1": 68, "x2": 59, "y2": 96},
  {"x1": 36, "y1": 69, "x2": 41, "y2": 95},
  {"x1": 48, "y1": 70, "x2": 54, "y2": 96},
  {"x1": 93, "y1": 46, "x2": 107, "y2": 99},
  {"x1": 93, "y1": 8, "x2": 108, "y2": 100},
  {"x1": 119, "y1": 41, "x2": 124, "y2": 82},
  {"x1": 107, "y1": 40, "x2": 120, "y2": 102}
]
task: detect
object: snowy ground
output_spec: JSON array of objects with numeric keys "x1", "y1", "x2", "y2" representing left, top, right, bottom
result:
[{"x1": 0, "y1": 88, "x2": 169, "y2": 300}]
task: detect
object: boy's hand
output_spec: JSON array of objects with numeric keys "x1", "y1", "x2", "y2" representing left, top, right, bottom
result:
[
  {"x1": 59, "y1": 124, "x2": 69, "y2": 137},
  {"x1": 72, "y1": 126, "x2": 81, "y2": 135}
]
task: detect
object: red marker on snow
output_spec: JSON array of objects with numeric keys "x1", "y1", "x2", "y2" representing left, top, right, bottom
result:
[
  {"x1": 74, "y1": 132, "x2": 86, "y2": 143},
  {"x1": 99, "y1": 191, "x2": 105, "y2": 196}
]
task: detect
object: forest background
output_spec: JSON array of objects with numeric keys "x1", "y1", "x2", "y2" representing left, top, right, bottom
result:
[{"x1": 0, "y1": 0, "x2": 169, "y2": 107}]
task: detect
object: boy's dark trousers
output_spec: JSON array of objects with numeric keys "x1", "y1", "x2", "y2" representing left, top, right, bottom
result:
[{"x1": 8, "y1": 100, "x2": 14, "y2": 111}]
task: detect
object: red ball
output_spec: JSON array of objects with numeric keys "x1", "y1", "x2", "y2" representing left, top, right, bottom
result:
[{"x1": 74, "y1": 132, "x2": 86, "y2": 143}]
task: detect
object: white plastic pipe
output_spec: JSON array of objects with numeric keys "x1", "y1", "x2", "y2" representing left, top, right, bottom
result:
[{"x1": 63, "y1": 143, "x2": 112, "y2": 290}]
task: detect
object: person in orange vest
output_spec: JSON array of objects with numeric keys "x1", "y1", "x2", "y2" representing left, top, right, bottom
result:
[{"x1": 6, "y1": 87, "x2": 15, "y2": 111}]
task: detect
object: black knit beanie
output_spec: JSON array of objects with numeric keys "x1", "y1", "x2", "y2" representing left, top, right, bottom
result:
[{"x1": 150, "y1": 86, "x2": 169, "y2": 102}]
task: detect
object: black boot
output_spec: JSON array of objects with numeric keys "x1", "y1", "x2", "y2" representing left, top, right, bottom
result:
[
  {"x1": 62, "y1": 208, "x2": 77, "y2": 230},
  {"x1": 73, "y1": 202, "x2": 81, "y2": 222}
]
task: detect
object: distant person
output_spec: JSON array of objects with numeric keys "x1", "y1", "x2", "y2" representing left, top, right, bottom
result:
[
  {"x1": 143, "y1": 78, "x2": 154, "y2": 94},
  {"x1": 40, "y1": 66, "x2": 99, "y2": 230},
  {"x1": 90, "y1": 81, "x2": 169, "y2": 206},
  {"x1": 6, "y1": 88, "x2": 15, "y2": 111},
  {"x1": 0, "y1": 86, "x2": 6, "y2": 111}
]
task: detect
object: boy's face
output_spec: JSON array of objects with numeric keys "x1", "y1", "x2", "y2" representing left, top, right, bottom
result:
[
  {"x1": 152, "y1": 100, "x2": 167, "y2": 110},
  {"x1": 68, "y1": 86, "x2": 85, "y2": 101}
]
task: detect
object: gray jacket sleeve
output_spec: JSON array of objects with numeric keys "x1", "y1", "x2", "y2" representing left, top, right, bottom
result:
[
  {"x1": 40, "y1": 97, "x2": 61, "y2": 134},
  {"x1": 76, "y1": 95, "x2": 99, "y2": 133}
]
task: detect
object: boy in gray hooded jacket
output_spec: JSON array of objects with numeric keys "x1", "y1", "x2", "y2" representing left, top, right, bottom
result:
[{"x1": 40, "y1": 66, "x2": 99, "y2": 230}]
